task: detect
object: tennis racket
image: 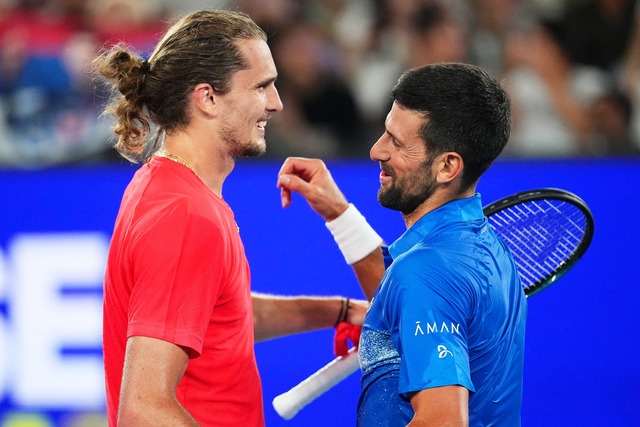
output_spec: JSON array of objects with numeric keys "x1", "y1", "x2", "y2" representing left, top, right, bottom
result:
[{"x1": 272, "y1": 188, "x2": 595, "y2": 420}]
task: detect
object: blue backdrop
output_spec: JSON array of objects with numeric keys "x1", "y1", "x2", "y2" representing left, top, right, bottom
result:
[{"x1": 0, "y1": 157, "x2": 638, "y2": 426}]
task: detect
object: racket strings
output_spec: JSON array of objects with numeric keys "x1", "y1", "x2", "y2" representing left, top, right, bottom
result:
[{"x1": 488, "y1": 199, "x2": 588, "y2": 290}]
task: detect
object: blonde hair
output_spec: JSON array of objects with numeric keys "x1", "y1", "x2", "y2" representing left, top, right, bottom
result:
[{"x1": 93, "y1": 9, "x2": 266, "y2": 162}]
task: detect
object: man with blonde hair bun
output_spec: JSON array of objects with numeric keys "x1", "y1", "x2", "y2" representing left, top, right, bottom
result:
[{"x1": 95, "y1": 9, "x2": 366, "y2": 426}]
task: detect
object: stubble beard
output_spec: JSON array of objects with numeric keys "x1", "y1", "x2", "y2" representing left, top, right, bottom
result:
[
  {"x1": 223, "y1": 127, "x2": 267, "y2": 159},
  {"x1": 377, "y1": 161, "x2": 436, "y2": 216},
  {"x1": 233, "y1": 139, "x2": 266, "y2": 158}
]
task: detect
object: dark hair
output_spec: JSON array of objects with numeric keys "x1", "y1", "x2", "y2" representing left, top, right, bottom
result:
[
  {"x1": 93, "y1": 9, "x2": 267, "y2": 162},
  {"x1": 391, "y1": 62, "x2": 511, "y2": 191}
]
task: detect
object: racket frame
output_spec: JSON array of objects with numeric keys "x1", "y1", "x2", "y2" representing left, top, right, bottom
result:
[{"x1": 482, "y1": 188, "x2": 595, "y2": 297}]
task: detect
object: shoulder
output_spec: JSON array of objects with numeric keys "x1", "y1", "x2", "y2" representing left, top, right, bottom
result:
[
  {"x1": 132, "y1": 163, "x2": 225, "y2": 224},
  {"x1": 388, "y1": 245, "x2": 450, "y2": 282},
  {"x1": 125, "y1": 179, "x2": 230, "y2": 248},
  {"x1": 385, "y1": 244, "x2": 477, "y2": 304}
]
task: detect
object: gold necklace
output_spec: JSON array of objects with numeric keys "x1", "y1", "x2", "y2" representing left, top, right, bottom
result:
[
  {"x1": 157, "y1": 151, "x2": 200, "y2": 179},
  {"x1": 156, "y1": 151, "x2": 240, "y2": 233}
]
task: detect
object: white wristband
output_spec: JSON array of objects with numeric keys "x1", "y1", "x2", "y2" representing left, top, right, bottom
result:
[{"x1": 325, "y1": 204, "x2": 383, "y2": 264}]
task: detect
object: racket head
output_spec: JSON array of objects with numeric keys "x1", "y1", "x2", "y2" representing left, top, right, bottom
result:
[{"x1": 483, "y1": 188, "x2": 594, "y2": 297}]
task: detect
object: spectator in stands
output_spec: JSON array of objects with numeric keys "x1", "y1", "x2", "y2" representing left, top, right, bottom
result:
[
  {"x1": 0, "y1": 1, "x2": 114, "y2": 166},
  {"x1": 621, "y1": 1, "x2": 640, "y2": 150},
  {"x1": 589, "y1": 90, "x2": 638, "y2": 155},
  {"x1": 467, "y1": 0, "x2": 529, "y2": 75},
  {"x1": 84, "y1": 0, "x2": 168, "y2": 55},
  {"x1": 352, "y1": 1, "x2": 469, "y2": 141},
  {"x1": 0, "y1": 0, "x2": 637, "y2": 165},
  {"x1": 406, "y1": 1, "x2": 469, "y2": 69},
  {"x1": 267, "y1": 20, "x2": 367, "y2": 158},
  {"x1": 501, "y1": 19, "x2": 607, "y2": 157},
  {"x1": 553, "y1": 0, "x2": 637, "y2": 73}
]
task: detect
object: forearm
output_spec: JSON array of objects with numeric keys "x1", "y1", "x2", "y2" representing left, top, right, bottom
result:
[
  {"x1": 119, "y1": 337, "x2": 199, "y2": 426},
  {"x1": 276, "y1": 158, "x2": 385, "y2": 299},
  {"x1": 252, "y1": 293, "x2": 345, "y2": 342},
  {"x1": 324, "y1": 204, "x2": 385, "y2": 299},
  {"x1": 408, "y1": 386, "x2": 469, "y2": 427},
  {"x1": 350, "y1": 247, "x2": 385, "y2": 301}
]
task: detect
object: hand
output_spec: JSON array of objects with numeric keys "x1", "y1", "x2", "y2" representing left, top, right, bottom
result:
[
  {"x1": 334, "y1": 322, "x2": 362, "y2": 357},
  {"x1": 277, "y1": 157, "x2": 350, "y2": 221},
  {"x1": 333, "y1": 298, "x2": 368, "y2": 356},
  {"x1": 346, "y1": 298, "x2": 368, "y2": 326}
]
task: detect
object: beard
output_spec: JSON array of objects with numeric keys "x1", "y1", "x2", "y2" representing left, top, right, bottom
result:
[
  {"x1": 221, "y1": 126, "x2": 267, "y2": 159},
  {"x1": 377, "y1": 159, "x2": 436, "y2": 215},
  {"x1": 232, "y1": 139, "x2": 266, "y2": 158}
]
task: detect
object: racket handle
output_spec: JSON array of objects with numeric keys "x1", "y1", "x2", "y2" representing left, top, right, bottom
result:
[{"x1": 272, "y1": 347, "x2": 360, "y2": 420}]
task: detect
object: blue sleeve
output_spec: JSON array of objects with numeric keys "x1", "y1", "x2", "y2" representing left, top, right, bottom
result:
[{"x1": 386, "y1": 252, "x2": 476, "y2": 397}]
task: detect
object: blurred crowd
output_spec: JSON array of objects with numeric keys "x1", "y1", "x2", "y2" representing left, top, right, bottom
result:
[{"x1": 0, "y1": 0, "x2": 639, "y2": 167}]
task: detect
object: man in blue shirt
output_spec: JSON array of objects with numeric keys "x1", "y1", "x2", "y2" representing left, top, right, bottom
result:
[{"x1": 278, "y1": 62, "x2": 527, "y2": 426}]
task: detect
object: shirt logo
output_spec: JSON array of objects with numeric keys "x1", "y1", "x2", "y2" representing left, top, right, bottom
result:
[
  {"x1": 414, "y1": 321, "x2": 461, "y2": 336},
  {"x1": 437, "y1": 345, "x2": 453, "y2": 359}
]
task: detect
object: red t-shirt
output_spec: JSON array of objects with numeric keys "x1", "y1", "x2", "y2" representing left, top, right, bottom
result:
[{"x1": 103, "y1": 156, "x2": 263, "y2": 426}]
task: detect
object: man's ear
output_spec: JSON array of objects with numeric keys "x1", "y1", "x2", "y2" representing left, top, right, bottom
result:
[
  {"x1": 435, "y1": 152, "x2": 464, "y2": 184},
  {"x1": 193, "y1": 83, "x2": 216, "y2": 115}
]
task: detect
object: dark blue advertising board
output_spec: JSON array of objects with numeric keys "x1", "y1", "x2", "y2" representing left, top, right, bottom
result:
[{"x1": 0, "y1": 158, "x2": 637, "y2": 426}]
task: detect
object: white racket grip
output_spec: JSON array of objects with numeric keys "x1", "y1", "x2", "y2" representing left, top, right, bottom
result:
[{"x1": 272, "y1": 347, "x2": 360, "y2": 420}]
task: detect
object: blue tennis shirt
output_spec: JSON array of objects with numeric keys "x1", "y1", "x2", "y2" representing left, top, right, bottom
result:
[{"x1": 357, "y1": 194, "x2": 527, "y2": 426}]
